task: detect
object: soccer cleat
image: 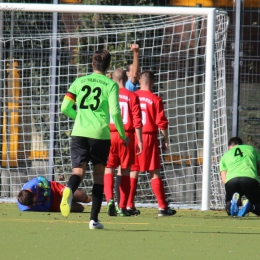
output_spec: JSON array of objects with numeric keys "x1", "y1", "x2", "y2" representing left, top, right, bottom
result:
[
  {"x1": 237, "y1": 195, "x2": 251, "y2": 217},
  {"x1": 60, "y1": 187, "x2": 73, "y2": 218},
  {"x1": 117, "y1": 208, "x2": 131, "y2": 217},
  {"x1": 89, "y1": 220, "x2": 104, "y2": 229},
  {"x1": 107, "y1": 199, "x2": 117, "y2": 216},
  {"x1": 158, "y1": 207, "x2": 177, "y2": 217},
  {"x1": 230, "y1": 192, "x2": 240, "y2": 217},
  {"x1": 127, "y1": 207, "x2": 141, "y2": 215},
  {"x1": 116, "y1": 205, "x2": 120, "y2": 214}
]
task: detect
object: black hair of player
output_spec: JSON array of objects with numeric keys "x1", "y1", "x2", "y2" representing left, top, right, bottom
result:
[{"x1": 228, "y1": 137, "x2": 243, "y2": 146}]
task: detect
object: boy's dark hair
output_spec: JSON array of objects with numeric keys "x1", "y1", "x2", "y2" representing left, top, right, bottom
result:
[
  {"x1": 228, "y1": 137, "x2": 243, "y2": 146},
  {"x1": 140, "y1": 70, "x2": 155, "y2": 82},
  {"x1": 126, "y1": 64, "x2": 132, "y2": 72},
  {"x1": 92, "y1": 50, "x2": 111, "y2": 72},
  {"x1": 17, "y1": 190, "x2": 35, "y2": 206}
]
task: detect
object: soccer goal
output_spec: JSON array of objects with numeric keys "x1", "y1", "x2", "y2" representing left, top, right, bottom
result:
[{"x1": 0, "y1": 3, "x2": 229, "y2": 210}]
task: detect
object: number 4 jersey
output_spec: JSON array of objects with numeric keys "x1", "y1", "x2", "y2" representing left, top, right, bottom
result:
[
  {"x1": 219, "y1": 144, "x2": 260, "y2": 183},
  {"x1": 61, "y1": 73, "x2": 126, "y2": 140}
]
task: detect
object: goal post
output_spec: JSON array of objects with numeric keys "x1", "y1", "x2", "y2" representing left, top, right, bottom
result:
[{"x1": 0, "y1": 3, "x2": 228, "y2": 210}]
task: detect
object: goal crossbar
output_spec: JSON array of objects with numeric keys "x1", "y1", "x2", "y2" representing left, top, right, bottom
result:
[
  {"x1": 0, "y1": 4, "x2": 216, "y2": 16},
  {"x1": 0, "y1": 3, "x2": 217, "y2": 211}
]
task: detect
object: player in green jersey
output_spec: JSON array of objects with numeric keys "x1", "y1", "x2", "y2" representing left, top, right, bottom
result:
[
  {"x1": 60, "y1": 50, "x2": 129, "y2": 229},
  {"x1": 219, "y1": 137, "x2": 260, "y2": 217}
]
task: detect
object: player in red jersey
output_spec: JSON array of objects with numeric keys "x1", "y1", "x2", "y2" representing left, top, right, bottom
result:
[
  {"x1": 104, "y1": 68, "x2": 143, "y2": 216},
  {"x1": 131, "y1": 70, "x2": 176, "y2": 216}
]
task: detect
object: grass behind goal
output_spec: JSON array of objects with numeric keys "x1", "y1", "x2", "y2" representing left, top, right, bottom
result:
[{"x1": 1, "y1": 203, "x2": 260, "y2": 260}]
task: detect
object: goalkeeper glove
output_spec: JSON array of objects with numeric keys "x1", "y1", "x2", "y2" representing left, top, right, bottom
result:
[{"x1": 38, "y1": 176, "x2": 50, "y2": 196}]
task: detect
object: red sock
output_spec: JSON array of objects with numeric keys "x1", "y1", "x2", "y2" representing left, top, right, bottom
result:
[
  {"x1": 119, "y1": 175, "x2": 130, "y2": 209},
  {"x1": 104, "y1": 174, "x2": 114, "y2": 202},
  {"x1": 127, "y1": 177, "x2": 137, "y2": 209},
  {"x1": 151, "y1": 178, "x2": 167, "y2": 209}
]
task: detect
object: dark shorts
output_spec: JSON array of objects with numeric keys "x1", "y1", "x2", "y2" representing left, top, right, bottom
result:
[
  {"x1": 70, "y1": 136, "x2": 111, "y2": 168},
  {"x1": 225, "y1": 177, "x2": 260, "y2": 204}
]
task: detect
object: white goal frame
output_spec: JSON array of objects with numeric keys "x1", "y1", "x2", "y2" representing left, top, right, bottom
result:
[{"x1": 0, "y1": 3, "x2": 217, "y2": 211}]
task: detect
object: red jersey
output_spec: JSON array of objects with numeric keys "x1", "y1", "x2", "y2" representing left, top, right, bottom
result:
[
  {"x1": 135, "y1": 90, "x2": 168, "y2": 134},
  {"x1": 110, "y1": 88, "x2": 142, "y2": 132}
]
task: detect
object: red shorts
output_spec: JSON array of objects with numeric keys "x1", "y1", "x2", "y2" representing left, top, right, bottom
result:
[
  {"x1": 131, "y1": 133, "x2": 161, "y2": 172},
  {"x1": 49, "y1": 181, "x2": 65, "y2": 212},
  {"x1": 106, "y1": 131, "x2": 135, "y2": 169}
]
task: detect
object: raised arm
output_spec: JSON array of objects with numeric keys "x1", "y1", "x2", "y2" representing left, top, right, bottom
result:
[{"x1": 130, "y1": 43, "x2": 140, "y2": 84}]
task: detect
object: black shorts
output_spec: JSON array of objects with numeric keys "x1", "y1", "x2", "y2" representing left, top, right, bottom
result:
[
  {"x1": 70, "y1": 136, "x2": 111, "y2": 168},
  {"x1": 225, "y1": 177, "x2": 260, "y2": 204}
]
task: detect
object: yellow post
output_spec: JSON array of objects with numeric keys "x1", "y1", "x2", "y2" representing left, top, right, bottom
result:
[
  {"x1": 60, "y1": 0, "x2": 82, "y2": 3},
  {"x1": 2, "y1": 61, "x2": 20, "y2": 167},
  {"x1": 169, "y1": 0, "x2": 259, "y2": 7}
]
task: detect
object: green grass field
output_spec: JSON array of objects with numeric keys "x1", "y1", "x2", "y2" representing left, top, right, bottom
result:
[{"x1": 1, "y1": 203, "x2": 260, "y2": 260}]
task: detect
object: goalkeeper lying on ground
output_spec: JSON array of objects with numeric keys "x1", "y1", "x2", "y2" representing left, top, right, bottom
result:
[{"x1": 17, "y1": 176, "x2": 91, "y2": 212}]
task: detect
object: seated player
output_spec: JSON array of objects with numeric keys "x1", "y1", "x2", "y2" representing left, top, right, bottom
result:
[{"x1": 17, "y1": 176, "x2": 91, "y2": 212}]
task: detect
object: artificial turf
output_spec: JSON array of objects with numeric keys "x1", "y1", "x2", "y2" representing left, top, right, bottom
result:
[{"x1": 0, "y1": 203, "x2": 260, "y2": 260}]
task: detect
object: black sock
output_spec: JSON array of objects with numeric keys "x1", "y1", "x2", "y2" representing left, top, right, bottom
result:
[
  {"x1": 225, "y1": 201, "x2": 231, "y2": 216},
  {"x1": 67, "y1": 174, "x2": 81, "y2": 193},
  {"x1": 251, "y1": 203, "x2": 260, "y2": 216},
  {"x1": 115, "y1": 175, "x2": 121, "y2": 206},
  {"x1": 90, "y1": 184, "x2": 104, "y2": 222}
]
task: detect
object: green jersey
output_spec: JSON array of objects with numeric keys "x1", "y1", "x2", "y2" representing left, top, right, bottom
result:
[
  {"x1": 219, "y1": 144, "x2": 260, "y2": 183},
  {"x1": 61, "y1": 73, "x2": 126, "y2": 140}
]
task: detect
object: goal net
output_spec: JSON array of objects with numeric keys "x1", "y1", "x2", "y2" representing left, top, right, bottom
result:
[{"x1": 0, "y1": 4, "x2": 229, "y2": 209}]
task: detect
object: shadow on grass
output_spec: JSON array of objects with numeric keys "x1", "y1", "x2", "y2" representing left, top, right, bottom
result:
[
  {"x1": 102, "y1": 229, "x2": 160, "y2": 232},
  {"x1": 173, "y1": 230, "x2": 260, "y2": 235}
]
